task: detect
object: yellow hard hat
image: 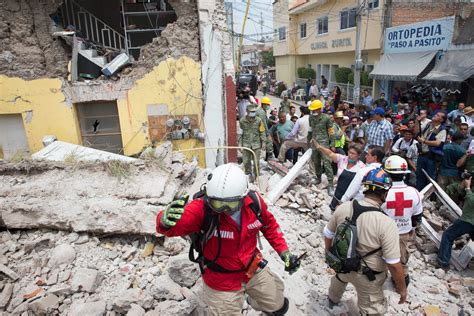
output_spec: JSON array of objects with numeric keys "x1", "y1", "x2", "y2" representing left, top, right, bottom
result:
[
  {"x1": 261, "y1": 97, "x2": 271, "y2": 105},
  {"x1": 309, "y1": 100, "x2": 323, "y2": 111}
]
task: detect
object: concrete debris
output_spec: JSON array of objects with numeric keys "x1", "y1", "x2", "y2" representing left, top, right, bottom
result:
[
  {"x1": 0, "y1": 158, "x2": 471, "y2": 315},
  {"x1": 69, "y1": 300, "x2": 106, "y2": 316},
  {"x1": 70, "y1": 268, "x2": 102, "y2": 292},
  {"x1": 48, "y1": 243, "x2": 76, "y2": 267},
  {"x1": 0, "y1": 263, "x2": 19, "y2": 281},
  {"x1": 28, "y1": 294, "x2": 60, "y2": 315}
]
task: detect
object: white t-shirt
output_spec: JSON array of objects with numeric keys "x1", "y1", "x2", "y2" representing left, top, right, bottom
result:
[
  {"x1": 334, "y1": 154, "x2": 366, "y2": 178},
  {"x1": 381, "y1": 181, "x2": 423, "y2": 234}
]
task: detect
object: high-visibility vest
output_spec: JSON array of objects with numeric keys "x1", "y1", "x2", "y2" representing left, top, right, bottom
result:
[{"x1": 334, "y1": 125, "x2": 345, "y2": 148}]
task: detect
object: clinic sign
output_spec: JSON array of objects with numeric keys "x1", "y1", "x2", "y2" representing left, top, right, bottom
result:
[{"x1": 384, "y1": 16, "x2": 454, "y2": 53}]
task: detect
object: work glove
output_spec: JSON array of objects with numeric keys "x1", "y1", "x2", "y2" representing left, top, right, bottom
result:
[
  {"x1": 280, "y1": 250, "x2": 301, "y2": 275},
  {"x1": 161, "y1": 195, "x2": 189, "y2": 228}
]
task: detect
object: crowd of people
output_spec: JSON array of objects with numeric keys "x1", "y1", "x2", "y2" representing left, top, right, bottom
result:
[{"x1": 155, "y1": 85, "x2": 473, "y2": 316}]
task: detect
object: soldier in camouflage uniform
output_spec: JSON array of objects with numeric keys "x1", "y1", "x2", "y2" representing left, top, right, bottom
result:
[
  {"x1": 240, "y1": 103, "x2": 266, "y2": 179},
  {"x1": 280, "y1": 95, "x2": 292, "y2": 114},
  {"x1": 257, "y1": 97, "x2": 274, "y2": 160},
  {"x1": 307, "y1": 99, "x2": 336, "y2": 196}
]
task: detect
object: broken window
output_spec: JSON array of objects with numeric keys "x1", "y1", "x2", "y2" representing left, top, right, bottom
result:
[{"x1": 76, "y1": 101, "x2": 123, "y2": 154}]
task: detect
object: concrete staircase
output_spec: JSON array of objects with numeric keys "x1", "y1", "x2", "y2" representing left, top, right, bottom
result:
[{"x1": 77, "y1": 42, "x2": 107, "y2": 68}]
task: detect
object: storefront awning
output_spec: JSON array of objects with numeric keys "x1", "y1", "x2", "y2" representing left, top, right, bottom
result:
[
  {"x1": 369, "y1": 51, "x2": 437, "y2": 81},
  {"x1": 422, "y1": 50, "x2": 474, "y2": 82}
]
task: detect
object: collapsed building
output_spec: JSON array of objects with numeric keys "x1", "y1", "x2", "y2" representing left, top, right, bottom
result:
[{"x1": 0, "y1": 0, "x2": 237, "y2": 168}]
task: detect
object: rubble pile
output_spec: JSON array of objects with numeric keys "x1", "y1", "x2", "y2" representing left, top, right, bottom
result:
[{"x1": 0, "y1": 157, "x2": 473, "y2": 315}]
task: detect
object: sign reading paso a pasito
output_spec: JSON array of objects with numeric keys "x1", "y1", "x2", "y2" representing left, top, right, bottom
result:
[{"x1": 384, "y1": 16, "x2": 454, "y2": 53}]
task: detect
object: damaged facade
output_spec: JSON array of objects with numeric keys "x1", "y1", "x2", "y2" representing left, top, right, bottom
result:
[{"x1": 0, "y1": 0, "x2": 235, "y2": 167}]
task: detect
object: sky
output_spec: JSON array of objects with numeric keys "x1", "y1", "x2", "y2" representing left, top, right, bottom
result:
[{"x1": 226, "y1": 0, "x2": 275, "y2": 44}]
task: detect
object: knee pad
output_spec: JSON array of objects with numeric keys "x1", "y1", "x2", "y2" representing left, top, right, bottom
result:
[{"x1": 265, "y1": 297, "x2": 289, "y2": 316}]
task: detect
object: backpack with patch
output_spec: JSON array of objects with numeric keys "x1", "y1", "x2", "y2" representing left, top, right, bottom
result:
[
  {"x1": 325, "y1": 200, "x2": 384, "y2": 274},
  {"x1": 188, "y1": 189, "x2": 265, "y2": 274}
]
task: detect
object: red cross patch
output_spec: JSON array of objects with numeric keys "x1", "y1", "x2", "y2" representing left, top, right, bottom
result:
[{"x1": 386, "y1": 192, "x2": 413, "y2": 216}]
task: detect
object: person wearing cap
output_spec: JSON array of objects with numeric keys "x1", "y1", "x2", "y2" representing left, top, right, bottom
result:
[
  {"x1": 374, "y1": 92, "x2": 388, "y2": 111},
  {"x1": 257, "y1": 97, "x2": 276, "y2": 161},
  {"x1": 438, "y1": 132, "x2": 467, "y2": 190},
  {"x1": 363, "y1": 107, "x2": 394, "y2": 163},
  {"x1": 239, "y1": 103, "x2": 266, "y2": 179},
  {"x1": 332, "y1": 111, "x2": 346, "y2": 155},
  {"x1": 307, "y1": 99, "x2": 336, "y2": 195},
  {"x1": 280, "y1": 95, "x2": 292, "y2": 114},
  {"x1": 392, "y1": 123, "x2": 403, "y2": 145},
  {"x1": 382, "y1": 156, "x2": 423, "y2": 286},
  {"x1": 462, "y1": 106, "x2": 474, "y2": 128}
]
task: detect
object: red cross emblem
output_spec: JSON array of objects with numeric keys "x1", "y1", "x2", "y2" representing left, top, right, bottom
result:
[
  {"x1": 400, "y1": 163, "x2": 407, "y2": 170},
  {"x1": 386, "y1": 192, "x2": 413, "y2": 216}
]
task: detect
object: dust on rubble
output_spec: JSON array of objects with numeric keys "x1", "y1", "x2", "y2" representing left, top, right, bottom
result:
[{"x1": 0, "y1": 160, "x2": 473, "y2": 315}]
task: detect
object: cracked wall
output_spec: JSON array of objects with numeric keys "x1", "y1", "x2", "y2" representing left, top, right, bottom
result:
[{"x1": 0, "y1": 0, "x2": 69, "y2": 80}]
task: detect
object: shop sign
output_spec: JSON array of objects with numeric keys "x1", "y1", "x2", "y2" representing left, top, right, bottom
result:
[
  {"x1": 310, "y1": 38, "x2": 352, "y2": 50},
  {"x1": 384, "y1": 16, "x2": 454, "y2": 53},
  {"x1": 332, "y1": 38, "x2": 352, "y2": 48},
  {"x1": 311, "y1": 41, "x2": 328, "y2": 50}
]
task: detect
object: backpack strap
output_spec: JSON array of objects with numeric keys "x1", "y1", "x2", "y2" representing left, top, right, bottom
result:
[
  {"x1": 248, "y1": 190, "x2": 266, "y2": 227},
  {"x1": 351, "y1": 200, "x2": 382, "y2": 224}
]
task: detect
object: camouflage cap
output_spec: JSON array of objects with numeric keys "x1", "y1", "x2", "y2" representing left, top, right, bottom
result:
[{"x1": 247, "y1": 104, "x2": 257, "y2": 112}]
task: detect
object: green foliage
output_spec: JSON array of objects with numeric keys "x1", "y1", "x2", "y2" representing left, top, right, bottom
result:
[
  {"x1": 335, "y1": 67, "x2": 352, "y2": 83},
  {"x1": 348, "y1": 71, "x2": 354, "y2": 85},
  {"x1": 260, "y1": 50, "x2": 275, "y2": 67},
  {"x1": 106, "y1": 160, "x2": 131, "y2": 179},
  {"x1": 361, "y1": 70, "x2": 373, "y2": 87},
  {"x1": 297, "y1": 67, "x2": 316, "y2": 79}
]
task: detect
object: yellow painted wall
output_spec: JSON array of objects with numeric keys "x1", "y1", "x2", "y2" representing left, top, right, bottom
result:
[
  {"x1": 118, "y1": 56, "x2": 205, "y2": 164},
  {"x1": 0, "y1": 56, "x2": 206, "y2": 165},
  {"x1": 0, "y1": 76, "x2": 81, "y2": 154}
]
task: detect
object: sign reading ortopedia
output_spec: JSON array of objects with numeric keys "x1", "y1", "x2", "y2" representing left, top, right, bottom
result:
[{"x1": 384, "y1": 16, "x2": 454, "y2": 53}]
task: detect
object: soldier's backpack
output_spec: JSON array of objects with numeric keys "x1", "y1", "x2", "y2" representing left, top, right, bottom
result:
[
  {"x1": 325, "y1": 200, "x2": 384, "y2": 274},
  {"x1": 188, "y1": 189, "x2": 265, "y2": 274}
]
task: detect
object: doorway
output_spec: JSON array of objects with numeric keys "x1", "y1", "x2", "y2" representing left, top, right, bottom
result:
[
  {"x1": 76, "y1": 101, "x2": 123, "y2": 154},
  {"x1": 0, "y1": 114, "x2": 30, "y2": 160}
]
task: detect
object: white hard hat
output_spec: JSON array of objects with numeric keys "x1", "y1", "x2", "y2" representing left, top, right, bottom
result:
[
  {"x1": 206, "y1": 163, "x2": 249, "y2": 200},
  {"x1": 383, "y1": 155, "x2": 410, "y2": 174}
]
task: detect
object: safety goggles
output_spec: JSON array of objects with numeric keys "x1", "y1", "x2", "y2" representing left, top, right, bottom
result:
[{"x1": 208, "y1": 197, "x2": 243, "y2": 214}]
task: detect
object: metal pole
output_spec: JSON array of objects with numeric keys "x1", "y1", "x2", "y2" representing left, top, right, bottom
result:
[
  {"x1": 236, "y1": 0, "x2": 251, "y2": 75},
  {"x1": 353, "y1": 0, "x2": 364, "y2": 107}
]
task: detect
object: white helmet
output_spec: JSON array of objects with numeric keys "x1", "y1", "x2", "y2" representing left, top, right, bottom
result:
[
  {"x1": 384, "y1": 155, "x2": 410, "y2": 174},
  {"x1": 206, "y1": 164, "x2": 249, "y2": 213}
]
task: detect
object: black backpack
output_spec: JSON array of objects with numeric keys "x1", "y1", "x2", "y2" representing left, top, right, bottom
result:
[
  {"x1": 188, "y1": 189, "x2": 265, "y2": 274},
  {"x1": 325, "y1": 200, "x2": 384, "y2": 274}
]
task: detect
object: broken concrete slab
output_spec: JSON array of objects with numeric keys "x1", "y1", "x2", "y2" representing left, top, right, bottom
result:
[
  {"x1": 267, "y1": 149, "x2": 313, "y2": 204},
  {"x1": 71, "y1": 268, "x2": 102, "y2": 293},
  {"x1": 0, "y1": 264, "x2": 19, "y2": 281},
  {"x1": 48, "y1": 244, "x2": 76, "y2": 267},
  {"x1": 32, "y1": 141, "x2": 137, "y2": 163},
  {"x1": 0, "y1": 283, "x2": 13, "y2": 308},
  {"x1": 69, "y1": 300, "x2": 106, "y2": 316},
  {"x1": 0, "y1": 161, "x2": 179, "y2": 236},
  {"x1": 28, "y1": 294, "x2": 59, "y2": 315}
]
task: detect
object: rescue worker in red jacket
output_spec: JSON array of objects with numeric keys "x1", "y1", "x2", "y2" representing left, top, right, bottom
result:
[{"x1": 156, "y1": 163, "x2": 300, "y2": 315}]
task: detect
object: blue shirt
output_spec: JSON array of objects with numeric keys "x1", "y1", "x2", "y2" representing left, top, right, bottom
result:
[{"x1": 440, "y1": 142, "x2": 466, "y2": 177}]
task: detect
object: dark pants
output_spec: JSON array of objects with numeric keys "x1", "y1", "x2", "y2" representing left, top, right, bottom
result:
[
  {"x1": 438, "y1": 219, "x2": 474, "y2": 266},
  {"x1": 273, "y1": 143, "x2": 293, "y2": 162},
  {"x1": 416, "y1": 154, "x2": 437, "y2": 191}
]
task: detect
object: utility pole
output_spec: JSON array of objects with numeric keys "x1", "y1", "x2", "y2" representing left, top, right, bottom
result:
[
  {"x1": 236, "y1": 0, "x2": 251, "y2": 75},
  {"x1": 260, "y1": 12, "x2": 264, "y2": 43},
  {"x1": 353, "y1": 0, "x2": 365, "y2": 106}
]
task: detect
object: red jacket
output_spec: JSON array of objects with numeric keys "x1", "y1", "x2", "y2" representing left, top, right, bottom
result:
[{"x1": 156, "y1": 193, "x2": 288, "y2": 291}]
